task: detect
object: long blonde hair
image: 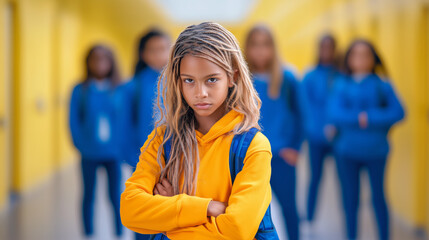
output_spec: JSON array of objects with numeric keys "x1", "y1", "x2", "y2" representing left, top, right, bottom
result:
[
  {"x1": 245, "y1": 25, "x2": 283, "y2": 98},
  {"x1": 146, "y1": 22, "x2": 261, "y2": 195}
]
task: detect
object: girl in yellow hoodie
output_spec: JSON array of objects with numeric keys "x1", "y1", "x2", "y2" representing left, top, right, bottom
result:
[{"x1": 120, "y1": 22, "x2": 276, "y2": 240}]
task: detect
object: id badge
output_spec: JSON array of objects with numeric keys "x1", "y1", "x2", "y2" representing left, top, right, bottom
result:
[{"x1": 98, "y1": 115, "x2": 111, "y2": 143}]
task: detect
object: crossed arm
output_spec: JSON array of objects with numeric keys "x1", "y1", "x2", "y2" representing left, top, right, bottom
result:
[
  {"x1": 120, "y1": 129, "x2": 272, "y2": 239},
  {"x1": 154, "y1": 178, "x2": 227, "y2": 218}
]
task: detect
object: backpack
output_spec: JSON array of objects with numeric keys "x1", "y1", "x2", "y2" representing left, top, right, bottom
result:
[{"x1": 149, "y1": 128, "x2": 279, "y2": 240}]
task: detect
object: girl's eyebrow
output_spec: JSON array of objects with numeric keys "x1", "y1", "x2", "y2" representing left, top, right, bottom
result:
[{"x1": 180, "y1": 73, "x2": 222, "y2": 78}]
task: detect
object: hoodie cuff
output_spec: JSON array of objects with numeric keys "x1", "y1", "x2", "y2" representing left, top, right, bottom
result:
[{"x1": 177, "y1": 194, "x2": 212, "y2": 227}]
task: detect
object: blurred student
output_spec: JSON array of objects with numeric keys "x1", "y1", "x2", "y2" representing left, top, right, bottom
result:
[
  {"x1": 69, "y1": 45, "x2": 123, "y2": 238},
  {"x1": 245, "y1": 25, "x2": 303, "y2": 240},
  {"x1": 121, "y1": 29, "x2": 170, "y2": 240},
  {"x1": 122, "y1": 29, "x2": 170, "y2": 168},
  {"x1": 328, "y1": 39, "x2": 404, "y2": 240},
  {"x1": 300, "y1": 34, "x2": 340, "y2": 224}
]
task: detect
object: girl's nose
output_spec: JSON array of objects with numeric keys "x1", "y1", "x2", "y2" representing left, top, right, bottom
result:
[{"x1": 196, "y1": 83, "x2": 208, "y2": 98}]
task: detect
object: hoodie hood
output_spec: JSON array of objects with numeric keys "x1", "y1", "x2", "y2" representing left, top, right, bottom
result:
[{"x1": 195, "y1": 109, "x2": 244, "y2": 144}]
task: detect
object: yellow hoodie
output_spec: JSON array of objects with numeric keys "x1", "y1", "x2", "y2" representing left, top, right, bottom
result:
[{"x1": 120, "y1": 110, "x2": 272, "y2": 240}]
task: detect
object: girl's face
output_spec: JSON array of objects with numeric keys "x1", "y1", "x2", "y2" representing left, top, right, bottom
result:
[
  {"x1": 180, "y1": 55, "x2": 233, "y2": 122},
  {"x1": 142, "y1": 36, "x2": 170, "y2": 71},
  {"x1": 88, "y1": 48, "x2": 112, "y2": 80},
  {"x1": 348, "y1": 43, "x2": 375, "y2": 74},
  {"x1": 246, "y1": 30, "x2": 275, "y2": 72},
  {"x1": 319, "y1": 39, "x2": 336, "y2": 65}
]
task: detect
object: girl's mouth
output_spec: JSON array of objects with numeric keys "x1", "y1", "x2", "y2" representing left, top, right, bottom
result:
[{"x1": 194, "y1": 103, "x2": 212, "y2": 110}]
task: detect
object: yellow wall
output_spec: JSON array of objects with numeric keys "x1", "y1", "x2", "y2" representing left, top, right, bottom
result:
[
  {"x1": 12, "y1": 0, "x2": 57, "y2": 192},
  {"x1": 0, "y1": 0, "x2": 8, "y2": 208},
  {"x1": 0, "y1": 0, "x2": 428, "y2": 232},
  {"x1": 52, "y1": 0, "x2": 82, "y2": 169},
  {"x1": 0, "y1": 0, "x2": 176, "y2": 206}
]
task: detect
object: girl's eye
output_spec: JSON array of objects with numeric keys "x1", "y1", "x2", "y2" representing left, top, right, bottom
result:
[
  {"x1": 207, "y1": 78, "x2": 218, "y2": 83},
  {"x1": 184, "y1": 78, "x2": 194, "y2": 83}
]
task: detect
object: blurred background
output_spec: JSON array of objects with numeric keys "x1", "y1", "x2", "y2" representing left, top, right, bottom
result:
[{"x1": 0, "y1": 0, "x2": 428, "y2": 239}]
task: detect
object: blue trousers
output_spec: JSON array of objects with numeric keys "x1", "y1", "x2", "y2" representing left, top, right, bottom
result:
[
  {"x1": 81, "y1": 159, "x2": 123, "y2": 236},
  {"x1": 336, "y1": 156, "x2": 389, "y2": 240},
  {"x1": 270, "y1": 155, "x2": 299, "y2": 240},
  {"x1": 306, "y1": 141, "x2": 332, "y2": 221}
]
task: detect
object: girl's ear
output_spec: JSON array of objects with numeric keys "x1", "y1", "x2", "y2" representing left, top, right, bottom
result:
[{"x1": 229, "y1": 69, "x2": 238, "y2": 88}]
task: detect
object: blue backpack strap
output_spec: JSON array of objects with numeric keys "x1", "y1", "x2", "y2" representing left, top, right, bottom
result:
[
  {"x1": 255, "y1": 204, "x2": 278, "y2": 238},
  {"x1": 230, "y1": 128, "x2": 279, "y2": 240},
  {"x1": 149, "y1": 233, "x2": 169, "y2": 240},
  {"x1": 163, "y1": 129, "x2": 172, "y2": 165},
  {"x1": 229, "y1": 127, "x2": 259, "y2": 183},
  {"x1": 150, "y1": 129, "x2": 173, "y2": 240}
]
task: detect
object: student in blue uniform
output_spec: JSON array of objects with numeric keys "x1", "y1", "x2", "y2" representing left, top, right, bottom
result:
[
  {"x1": 301, "y1": 34, "x2": 340, "y2": 223},
  {"x1": 328, "y1": 39, "x2": 405, "y2": 240},
  {"x1": 121, "y1": 29, "x2": 170, "y2": 169},
  {"x1": 69, "y1": 45, "x2": 123, "y2": 238},
  {"x1": 121, "y1": 29, "x2": 170, "y2": 240},
  {"x1": 245, "y1": 25, "x2": 303, "y2": 240}
]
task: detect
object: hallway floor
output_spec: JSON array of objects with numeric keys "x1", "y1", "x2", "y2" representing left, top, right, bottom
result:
[{"x1": 0, "y1": 147, "x2": 427, "y2": 240}]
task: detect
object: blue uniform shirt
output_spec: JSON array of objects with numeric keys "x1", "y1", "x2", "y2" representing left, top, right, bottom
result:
[
  {"x1": 327, "y1": 73, "x2": 405, "y2": 160},
  {"x1": 121, "y1": 67, "x2": 161, "y2": 167},
  {"x1": 253, "y1": 69, "x2": 303, "y2": 157},
  {"x1": 300, "y1": 64, "x2": 339, "y2": 143},
  {"x1": 69, "y1": 79, "x2": 123, "y2": 160}
]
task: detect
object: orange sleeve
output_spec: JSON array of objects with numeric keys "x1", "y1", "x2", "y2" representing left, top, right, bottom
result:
[
  {"x1": 120, "y1": 127, "x2": 213, "y2": 234},
  {"x1": 208, "y1": 132, "x2": 273, "y2": 239}
]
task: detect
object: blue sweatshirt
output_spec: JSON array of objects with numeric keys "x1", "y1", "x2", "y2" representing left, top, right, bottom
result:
[
  {"x1": 301, "y1": 64, "x2": 339, "y2": 143},
  {"x1": 69, "y1": 79, "x2": 123, "y2": 160},
  {"x1": 253, "y1": 69, "x2": 303, "y2": 157},
  {"x1": 327, "y1": 74, "x2": 405, "y2": 160},
  {"x1": 121, "y1": 67, "x2": 160, "y2": 167}
]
